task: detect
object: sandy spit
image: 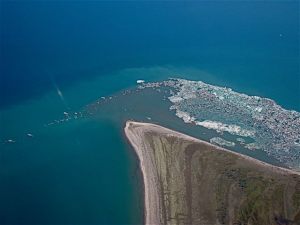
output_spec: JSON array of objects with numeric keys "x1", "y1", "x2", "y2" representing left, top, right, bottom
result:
[{"x1": 124, "y1": 121, "x2": 300, "y2": 225}]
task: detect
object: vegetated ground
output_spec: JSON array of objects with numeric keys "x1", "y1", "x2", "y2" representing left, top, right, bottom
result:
[{"x1": 143, "y1": 130, "x2": 300, "y2": 225}]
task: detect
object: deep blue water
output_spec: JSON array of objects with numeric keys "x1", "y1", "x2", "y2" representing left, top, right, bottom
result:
[
  {"x1": 0, "y1": 1, "x2": 299, "y2": 224},
  {"x1": 1, "y1": 1, "x2": 299, "y2": 110}
]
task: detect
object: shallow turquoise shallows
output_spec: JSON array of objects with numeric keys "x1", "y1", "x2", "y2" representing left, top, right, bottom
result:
[
  {"x1": 1, "y1": 65, "x2": 298, "y2": 224},
  {"x1": 1, "y1": 1, "x2": 299, "y2": 224}
]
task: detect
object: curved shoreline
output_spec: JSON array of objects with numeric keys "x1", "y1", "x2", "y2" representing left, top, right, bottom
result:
[
  {"x1": 124, "y1": 120, "x2": 300, "y2": 225},
  {"x1": 125, "y1": 121, "x2": 162, "y2": 225}
]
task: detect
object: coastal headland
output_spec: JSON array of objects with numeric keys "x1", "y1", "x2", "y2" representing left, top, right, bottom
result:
[{"x1": 125, "y1": 121, "x2": 300, "y2": 225}]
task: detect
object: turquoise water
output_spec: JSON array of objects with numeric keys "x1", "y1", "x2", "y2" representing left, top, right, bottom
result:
[
  {"x1": 1, "y1": 1, "x2": 299, "y2": 224},
  {"x1": 0, "y1": 67, "x2": 178, "y2": 224},
  {"x1": 1, "y1": 66, "x2": 293, "y2": 224}
]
